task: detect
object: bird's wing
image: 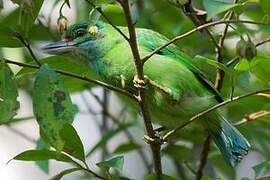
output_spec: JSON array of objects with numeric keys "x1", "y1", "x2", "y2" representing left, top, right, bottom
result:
[{"x1": 136, "y1": 28, "x2": 223, "y2": 102}]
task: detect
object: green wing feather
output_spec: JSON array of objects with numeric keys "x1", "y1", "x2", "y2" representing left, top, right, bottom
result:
[{"x1": 136, "y1": 28, "x2": 223, "y2": 102}]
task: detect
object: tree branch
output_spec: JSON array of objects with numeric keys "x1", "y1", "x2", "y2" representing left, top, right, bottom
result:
[
  {"x1": 14, "y1": 33, "x2": 41, "y2": 66},
  {"x1": 142, "y1": 20, "x2": 268, "y2": 64},
  {"x1": 162, "y1": 89, "x2": 270, "y2": 141},
  {"x1": 4, "y1": 59, "x2": 137, "y2": 101},
  {"x1": 119, "y1": 0, "x2": 162, "y2": 178},
  {"x1": 215, "y1": 0, "x2": 238, "y2": 91},
  {"x1": 178, "y1": 0, "x2": 220, "y2": 51}
]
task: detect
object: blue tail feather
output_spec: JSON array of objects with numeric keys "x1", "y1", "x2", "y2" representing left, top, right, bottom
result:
[{"x1": 207, "y1": 115, "x2": 250, "y2": 167}]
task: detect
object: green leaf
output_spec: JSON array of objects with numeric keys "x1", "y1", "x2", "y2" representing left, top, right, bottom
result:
[
  {"x1": 60, "y1": 123, "x2": 85, "y2": 161},
  {"x1": 0, "y1": 60, "x2": 19, "y2": 124},
  {"x1": 250, "y1": 56, "x2": 270, "y2": 85},
  {"x1": 113, "y1": 142, "x2": 141, "y2": 154},
  {"x1": 0, "y1": 27, "x2": 21, "y2": 47},
  {"x1": 17, "y1": 56, "x2": 97, "y2": 92},
  {"x1": 86, "y1": 123, "x2": 133, "y2": 157},
  {"x1": 145, "y1": 173, "x2": 177, "y2": 180},
  {"x1": 50, "y1": 167, "x2": 82, "y2": 180},
  {"x1": 193, "y1": 55, "x2": 233, "y2": 74},
  {"x1": 33, "y1": 64, "x2": 76, "y2": 151},
  {"x1": 35, "y1": 138, "x2": 50, "y2": 174},
  {"x1": 252, "y1": 161, "x2": 270, "y2": 178},
  {"x1": 96, "y1": 156, "x2": 124, "y2": 172},
  {"x1": 234, "y1": 59, "x2": 250, "y2": 71},
  {"x1": 203, "y1": 0, "x2": 242, "y2": 20},
  {"x1": 12, "y1": 149, "x2": 73, "y2": 162},
  {"x1": 0, "y1": 0, "x2": 44, "y2": 47},
  {"x1": 260, "y1": 0, "x2": 270, "y2": 16}
]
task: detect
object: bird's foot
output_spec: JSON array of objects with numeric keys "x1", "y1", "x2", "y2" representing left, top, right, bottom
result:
[
  {"x1": 143, "y1": 134, "x2": 164, "y2": 145},
  {"x1": 133, "y1": 75, "x2": 148, "y2": 89}
]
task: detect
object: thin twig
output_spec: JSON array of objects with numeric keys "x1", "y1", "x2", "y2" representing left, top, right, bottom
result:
[
  {"x1": 179, "y1": 1, "x2": 219, "y2": 51},
  {"x1": 14, "y1": 33, "x2": 41, "y2": 66},
  {"x1": 83, "y1": 0, "x2": 129, "y2": 42},
  {"x1": 234, "y1": 110, "x2": 270, "y2": 127},
  {"x1": 69, "y1": 156, "x2": 106, "y2": 179},
  {"x1": 215, "y1": 0, "x2": 238, "y2": 91},
  {"x1": 142, "y1": 20, "x2": 268, "y2": 64},
  {"x1": 4, "y1": 59, "x2": 137, "y2": 101},
  {"x1": 226, "y1": 37, "x2": 270, "y2": 67},
  {"x1": 162, "y1": 89, "x2": 270, "y2": 141},
  {"x1": 255, "y1": 37, "x2": 270, "y2": 47},
  {"x1": 6, "y1": 125, "x2": 36, "y2": 143},
  {"x1": 120, "y1": 0, "x2": 162, "y2": 178}
]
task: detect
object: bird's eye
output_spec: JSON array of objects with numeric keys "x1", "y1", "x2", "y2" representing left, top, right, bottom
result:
[{"x1": 76, "y1": 29, "x2": 86, "y2": 37}]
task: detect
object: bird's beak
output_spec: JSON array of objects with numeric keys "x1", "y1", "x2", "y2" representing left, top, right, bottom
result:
[{"x1": 42, "y1": 40, "x2": 76, "y2": 55}]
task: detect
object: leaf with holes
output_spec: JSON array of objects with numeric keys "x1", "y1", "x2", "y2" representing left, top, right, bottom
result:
[{"x1": 33, "y1": 64, "x2": 76, "y2": 151}]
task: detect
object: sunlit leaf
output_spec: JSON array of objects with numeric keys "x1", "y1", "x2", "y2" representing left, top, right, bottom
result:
[
  {"x1": 0, "y1": 60, "x2": 19, "y2": 124},
  {"x1": 33, "y1": 65, "x2": 76, "y2": 151},
  {"x1": 234, "y1": 59, "x2": 250, "y2": 71},
  {"x1": 260, "y1": 0, "x2": 270, "y2": 16}
]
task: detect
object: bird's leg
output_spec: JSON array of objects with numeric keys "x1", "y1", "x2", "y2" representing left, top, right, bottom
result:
[
  {"x1": 144, "y1": 133, "x2": 164, "y2": 145},
  {"x1": 133, "y1": 75, "x2": 148, "y2": 89}
]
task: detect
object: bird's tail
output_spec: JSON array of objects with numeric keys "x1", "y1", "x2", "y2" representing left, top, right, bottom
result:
[{"x1": 204, "y1": 114, "x2": 250, "y2": 167}]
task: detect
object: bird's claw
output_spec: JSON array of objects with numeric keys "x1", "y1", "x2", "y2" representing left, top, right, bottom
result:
[
  {"x1": 143, "y1": 134, "x2": 164, "y2": 145},
  {"x1": 133, "y1": 75, "x2": 148, "y2": 89}
]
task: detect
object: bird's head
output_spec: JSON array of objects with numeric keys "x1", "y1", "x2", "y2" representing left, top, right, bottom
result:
[{"x1": 42, "y1": 21, "x2": 106, "y2": 61}]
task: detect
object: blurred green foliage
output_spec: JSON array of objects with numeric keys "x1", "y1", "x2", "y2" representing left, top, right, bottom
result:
[{"x1": 0, "y1": 0, "x2": 270, "y2": 179}]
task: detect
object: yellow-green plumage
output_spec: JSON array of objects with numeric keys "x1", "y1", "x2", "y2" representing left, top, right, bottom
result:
[{"x1": 43, "y1": 21, "x2": 250, "y2": 166}]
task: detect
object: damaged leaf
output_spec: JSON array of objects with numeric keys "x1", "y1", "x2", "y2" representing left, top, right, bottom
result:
[{"x1": 33, "y1": 64, "x2": 76, "y2": 151}]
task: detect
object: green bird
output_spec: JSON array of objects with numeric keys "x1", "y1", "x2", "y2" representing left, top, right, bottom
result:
[{"x1": 43, "y1": 21, "x2": 250, "y2": 166}]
